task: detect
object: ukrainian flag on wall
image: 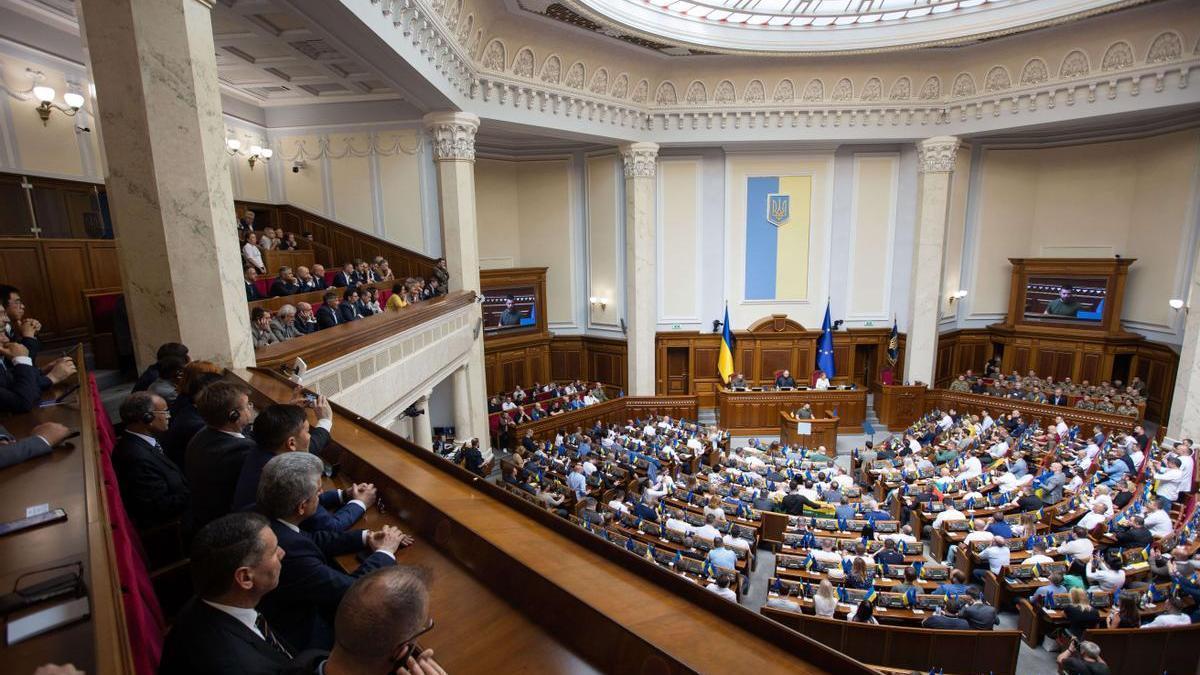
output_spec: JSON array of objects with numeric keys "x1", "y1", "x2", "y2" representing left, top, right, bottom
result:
[
  {"x1": 745, "y1": 176, "x2": 812, "y2": 300},
  {"x1": 718, "y1": 305, "x2": 734, "y2": 383}
]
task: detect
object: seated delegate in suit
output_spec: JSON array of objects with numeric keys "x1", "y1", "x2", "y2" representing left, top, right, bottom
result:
[
  {"x1": 269, "y1": 305, "x2": 303, "y2": 342},
  {"x1": 288, "y1": 566, "x2": 445, "y2": 675},
  {"x1": 338, "y1": 289, "x2": 363, "y2": 323},
  {"x1": 159, "y1": 513, "x2": 292, "y2": 675},
  {"x1": 294, "y1": 302, "x2": 319, "y2": 335},
  {"x1": 0, "y1": 284, "x2": 43, "y2": 359},
  {"x1": 269, "y1": 266, "x2": 301, "y2": 298},
  {"x1": 133, "y1": 342, "x2": 189, "y2": 393},
  {"x1": 231, "y1": 400, "x2": 376, "y2": 534},
  {"x1": 309, "y1": 264, "x2": 328, "y2": 290},
  {"x1": 728, "y1": 373, "x2": 747, "y2": 389},
  {"x1": 245, "y1": 266, "x2": 262, "y2": 302},
  {"x1": 0, "y1": 421, "x2": 70, "y2": 470},
  {"x1": 186, "y1": 381, "x2": 259, "y2": 532},
  {"x1": 315, "y1": 292, "x2": 342, "y2": 330},
  {"x1": 256, "y1": 452, "x2": 411, "y2": 651},
  {"x1": 774, "y1": 369, "x2": 796, "y2": 389},
  {"x1": 112, "y1": 392, "x2": 190, "y2": 530},
  {"x1": 0, "y1": 330, "x2": 75, "y2": 413},
  {"x1": 162, "y1": 364, "x2": 223, "y2": 470},
  {"x1": 251, "y1": 308, "x2": 279, "y2": 349},
  {"x1": 331, "y1": 263, "x2": 358, "y2": 289},
  {"x1": 294, "y1": 266, "x2": 319, "y2": 293}
]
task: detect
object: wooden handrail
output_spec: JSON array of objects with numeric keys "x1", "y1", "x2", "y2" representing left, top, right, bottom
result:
[
  {"x1": 511, "y1": 395, "x2": 700, "y2": 440},
  {"x1": 924, "y1": 388, "x2": 1138, "y2": 433},
  {"x1": 253, "y1": 290, "x2": 475, "y2": 369}
]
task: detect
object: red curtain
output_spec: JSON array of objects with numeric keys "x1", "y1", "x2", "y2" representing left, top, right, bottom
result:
[{"x1": 89, "y1": 374, "x2": 165, "y2": 674}]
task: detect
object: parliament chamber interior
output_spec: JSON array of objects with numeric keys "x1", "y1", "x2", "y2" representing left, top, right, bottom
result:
[{"x1": 2, "y1": 0, "x2": 1200, "y2": 673}]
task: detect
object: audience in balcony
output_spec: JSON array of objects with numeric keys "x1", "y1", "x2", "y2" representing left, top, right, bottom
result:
[
  {"x1": 338, "y1": 289, "x2": 363, "y2": 323},
  {"x1": 243, "y1": 232, "x2": 266, "y2": 273},
  {"x1": 269, "y1": 267, "x2": 301, "y2": 297},
  {"x1": 271, "y1": 305, "x2": 303, "y2": 342},
  {"x1": 332, "y1": 263, "x2": 358, "y2": 289},
  {"x1": 245, "y1": 266, "x2": 262, "y2": 301},
  {"x1": 251, "y1": 308, "x2": 280, "y2": 349},
  {"x1": 295, "y1": 303, "x2": 319, "y2": 335},
  {"x1": 112, "y1": 391, "x2": 190, "y2": 529},
  {"x1": 947, "y1": 368, "x2": 1144, "y2": 417},
  {"x1": 316, "y1": 292, "x2": 342, "y2": 329}
]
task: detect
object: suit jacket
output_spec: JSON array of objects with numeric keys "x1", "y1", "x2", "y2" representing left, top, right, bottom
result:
[
  {"x1": 159, "y1": 598, "x2": 293, "y2": 675},
  {"x1": 294, "y1": 318, "x2": 319, "y2": 335},
  {"x1": 960, "y1": 602, "x2": 998, "y2": 630},
  {"x1": 315, "y1": 306, "x2": 340, "y2": 330},
  {"x1": 1042, "y1": 472, "x2": 1066, "y2": 504},
  {"x1": 331, "y1": 271, "x2": 356, "y2": 289},
  {"x1": 1049, "y1": 395, "x2": 1069, "y2": 406},
  {"x1": 269, "y1": 280, "x2": 300, "y2": 297},
  {"x1": 229, "y1": 428, "x2": 333, "y2": 511},
  {"x1": 112, "y1": 433, "x2": 190, "y2": 529},
  {"x1": 1114, "y1": 525, "x2": 1153, "y2": 549},
  {"x1": 246, "y1": 282, "x2": 261, "y2": 302},
  {"x1": 0, "y1": 359, "x2": 42, "y2": 413},
  {"x1": 296, "y1": 278, "x2": 320, "y2": 293},
  {"x1": 260, "y1": 520, "x2": 393, "y2": 651},
  {"x1": 186, "y1": 427, "x2": 257, "y2": 531},
  {"x1": 337, "y1": 302, "x2": 360, "y2": 323},
  {"x1": 0, "y1": 425, "x2": 52, "y2": 470},
  {"x1": 163, "y1": 394, "x2": 205, "y2": 470}
]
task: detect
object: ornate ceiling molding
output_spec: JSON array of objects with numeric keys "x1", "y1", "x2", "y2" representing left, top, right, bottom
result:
[{"x1": 369, "y1": 0, "x2": 1199, "y2": 136}]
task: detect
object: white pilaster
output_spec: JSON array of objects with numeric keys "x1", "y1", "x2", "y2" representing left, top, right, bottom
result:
[
  {"x1": 904, "y1": 136, "x2": 960, "y2": 385},
  {"x1": 1168, "y1": 248, "x2": 1200, "y2": 440},
  {"x1": 413, "y1": 392, "x2": 433, "y2": 449},
  {"x1": 452, "y1": 365, "x2": 471, "y2": 441},
  {"x1": 423, "y1": 111, "x2": 489, "y2": 450},
  {"x1": 621, "y1": 142, "x2": 659, "y2": 396},
  {"x1": 77, "y1": 0, "x2": 253, "y2": 369}
]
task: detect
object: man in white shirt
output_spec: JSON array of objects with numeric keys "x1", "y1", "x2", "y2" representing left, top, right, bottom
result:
[
  {"x1": 1153, "y1": 456, "x2": 1185, "y2": 507},
  {"x1": 1054, "y1": 416, "x2": 1070, "y2": 439},
  {"x1": 974, "y1": 537, "x2": 1012, "y2": 582},
  {"x1": 988, "y1": 437, "x2": 1010, "y2": 460},
  {"x1": 1142, "y1": 598, "x2": 1192, "y2": 628},
  {"x1": 931, "y1": 504, "x2": 966, "y2": 532},
  {"x1": 946, "y1": 519, "x2": 994, "y2": 565},
  {"x1": 1052, "y1": 527, "x2": 1095, "y2": 561},
  {"x1": 1076, "y1": 503, "x2": 1108, "y2": 532},
  {"x1": 692, "y1": 514, "x2": 722, "y2": 544},
  {"x1": 705, "y1": 574, "x2": 738, "y2": 602},
  {"x1": 1175, "y1": 443, "x2": 1195, "y2": 498},
  {"x1": 938, "y1": 411, "x2": 953, "y2": 430},
  {"x1": 1143, "y1": 500, "x2": 1173, "y2": 538},
  {"x1": 956, "y1": 453, "x2": 983, "y2": 482},
  {"x1": 980, "y1": 411, "x2": 994, "y2": 432},
  {"x1": 811, "y1": 540, "x2": 844, "y2": 566},
  {"x1": 1023, "y1": 544, "x2": 1054, "y2": 567},
  {"x1": 883, "y1": 525, "x2": 919, "y2": 550}
]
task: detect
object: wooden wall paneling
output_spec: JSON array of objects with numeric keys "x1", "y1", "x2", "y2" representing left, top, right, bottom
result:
[
  {"x1": 86, "y1": 243, "x2": 121, "y2": 288},
  {"x1": 42, "y1": 242, "x2": 92, "y2": 339},
  {"x1": 331, "y1": 230, "x2": 355, "y2": 267}
]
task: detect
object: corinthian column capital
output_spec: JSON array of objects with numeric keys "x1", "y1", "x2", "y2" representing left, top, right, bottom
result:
[
  {"x1": 620, "y1": 141, "x2": 660, "y2": 179},
  {"x1": 917, "y1": 136, "x2": 961, "y2": 174},
  {"x1": 423, "y1": 111, "x2": 480, "y2": 162}
]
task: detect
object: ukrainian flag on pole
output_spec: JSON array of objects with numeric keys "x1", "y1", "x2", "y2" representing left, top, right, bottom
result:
[{"x1": 718, "y1": 305, "x2": 735, "y2": 384}]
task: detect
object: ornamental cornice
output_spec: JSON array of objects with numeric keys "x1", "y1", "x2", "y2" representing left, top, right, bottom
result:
[
  {"x1": 423, "y1": 111, "x2": 480, "y2": 161},
  {"x1": 620, "y1": 141, "x2": 659, "y2": 178},
  {"x1": 368, "y1": 1, "x2": 1200, "y2": 135},
  {"x1": 917, "y1": 136, "x2": 961, "y2": 174}
]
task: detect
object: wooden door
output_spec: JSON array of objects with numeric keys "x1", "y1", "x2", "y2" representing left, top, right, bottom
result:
[
  {"x1": 666, "y1": 347, "x2": 689, "y2": 394},
  {"x1": 854, "y1": 345, "x2": 875, "y2": 387}
]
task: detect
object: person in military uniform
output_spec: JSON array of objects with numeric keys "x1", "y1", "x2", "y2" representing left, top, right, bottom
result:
[
  {"x1": 795, "y1": 403, "x2": 814, "y2": 419},
  {"x1": 1076, "y1": 396, "x2": 1096, "y2": 411},
  {"x1": 1025, "y1": 388, "x2": 1046, "y2": 404},
  {"x1": 498, "y1": 296, "x2": 522, "y2": 326},
  {"x1": 949, "y1": 376, "x2": 971, "y2": 393},
  {"x1": 1116, "y1": 399, "x2": 1139, "y2": 417},
  {"x1": 1095, "y1": 396, "x2": 1117, "y2": 413},
  {"x1": 1044, "y1": 286, "x2": 1082, "y2": 317}
]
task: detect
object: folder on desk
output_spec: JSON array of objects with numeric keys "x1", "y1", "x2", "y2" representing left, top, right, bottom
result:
[{"x1": 797, "y1": 422, "x2": 812, "y2": 434}]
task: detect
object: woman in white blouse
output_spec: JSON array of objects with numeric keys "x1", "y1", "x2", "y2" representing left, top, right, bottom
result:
[
  {"x1": 242, "y1": 232, "x2": 265, "y2": 272},
  {"x1": 812, "y1": 579, "x2": 839, "y2": 618}
]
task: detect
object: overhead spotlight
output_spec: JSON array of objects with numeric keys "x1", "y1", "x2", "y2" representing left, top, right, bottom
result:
[{"x1": 948, "y1": 289, "x2": 969, "y2": 304}]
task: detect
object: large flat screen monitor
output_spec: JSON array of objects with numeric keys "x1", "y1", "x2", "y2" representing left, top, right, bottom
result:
[
  {"x1": 482, "y1": 285, "x2": 538, "y2": 334},
  {"x1": 1022, "y1": 275, "x2": 1107, "y2": 323}
]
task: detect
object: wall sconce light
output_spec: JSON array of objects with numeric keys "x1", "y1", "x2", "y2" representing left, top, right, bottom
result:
[
  {"x1": 589, "y1": 296, "x2": 608, "y2": 311},
  {"x1": 948, "y1": 289, "x2": 969, "y2": 304},
  {"x1": 31, "y1": 85, "x2": 84, "y2": 126},
  {"x1": 226, "y1": 139, "x2": 272, "y2": 169},
  {"x1": 1169, "y1": 298, "x2": 1186, "y2": 311}
]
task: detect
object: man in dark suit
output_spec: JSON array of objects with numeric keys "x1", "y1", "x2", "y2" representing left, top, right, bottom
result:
[
  {"x1": 287, "y1": 566, "x2": 445, "y2": 675},
  {"x1": 133, "y1": 342, "x2": 189, "y2": 393},
  {"x1": 231, "y1": 400, "x2": 375, "y2": 534},
  {"x1": 294, "y1": 266, "x2": 320, "y2": 293},
  {"x1": 959, "y1": 588, "x2": 998, "y2": 630},
  {"x1": 337, "y1": 289, "x2": 362, "y2": 324},
  {"x1": 294, "y1": 302, "x2": 319, "y2": 335},
  {"x1": 1048, "y1": 388, "x2": 1069, "y2": 406},
  {"x1": 162, "y1": 370, "x2": 224, "y2": 470},
  {"x1": 463, "y1": 438, "x2": 485, "y2": 476},
  {"x1": 186, "y1": 381, "x2": 258, "y2": 532},
  {"x1": 0, "y1": 421, "x2": 70, "y2": 470},
  {"x1": 781, "y1": 480, "x2": 822, "y2": 516},
  {"x1": 1016, "y1": 485, "x2": 1045, "y2": 513},
  {"x1": 874, "y1": 538, "x2": 906, "y2": 566},
  {"x1": 257, "y1": 453, "x2": 410, "y2": 651},
  {"x1": 310, "y1": 264, "x2": 328, "y2": 290},
  {"x1": 774, "y1": 369, "x2": 796, "y2": 388},
  {"x1": 245, "y1": 266, "x2": 262, "y2": 302},
  {"x1": 269, "y1": 266, "x2": 301, "y2": 297},
  {"x1": 0, "y1": 284, "x2": 43, "y2": 359},
  {"x1": 159, "y1": 512, "x2": 292, "y2": 675},
  {"x1": 1111, "y1": 514, "x2": 1153, "y2": 549},
  {"x1": 331, "y1": 263, "x2": 357, "y2": 289},
  {"x1": 0, "y1": 335, "x2": 44, "y2": 413},
  {"x1": 112, "y1": 392, "x2": 190, "y2": 529},
  {"x1": 315, "y1": 292, "x2": 341, "y2": 330}
]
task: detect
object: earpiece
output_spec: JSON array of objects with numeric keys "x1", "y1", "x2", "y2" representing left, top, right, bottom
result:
[
  {"x1": 142, "y1": 410, "x2": 155, "y2": 424},
  {"x1": 229, "y1": 408, "x2": 241, "y2": 423}
]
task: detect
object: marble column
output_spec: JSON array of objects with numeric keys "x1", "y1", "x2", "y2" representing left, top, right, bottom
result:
[
  {"x1": 76, "y1": 0, "x2": 253, "y2": 369},
  {"x1": 1167, "y1": 250, "x2": 1200, "y2": 441},
  {"x1": 621, "y1": 142, "x2": 659, "y2": 396},
  {"x1": 413, "y1": 392, "x2": 433, "y2": 449},
  {"x1": 424, "y1": 112, "x2": 489, "y2": 454},
  {"x1": 904, "y1": 136, "x2": 961, "y2": 386},
  {"x1": 451, "y1": 365, "x2": 471, "y2": 441}
]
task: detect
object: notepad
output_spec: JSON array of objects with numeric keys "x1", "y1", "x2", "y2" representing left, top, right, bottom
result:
[{"x1": 6, "y1": 596, "x2": 90, "y2": 645}]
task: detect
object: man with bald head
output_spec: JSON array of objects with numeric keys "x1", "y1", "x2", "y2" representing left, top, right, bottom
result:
[
  {"x1": 295, "y1": 266, "x2": 318, "y2": 293},
  {"x1": 290, "y1": 566, "x2": 447, "y2": 675},
  {"x1": 295, "y1": 302, "x2": 319, "y2": 335},
  {"x1": 310, "y1": 264, "x2": 328, "y2": 290}
]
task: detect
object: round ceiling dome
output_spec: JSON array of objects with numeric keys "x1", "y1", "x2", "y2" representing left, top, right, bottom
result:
[{"x1": 564, "y1": 0, "x2": 1151, "y2": 54}]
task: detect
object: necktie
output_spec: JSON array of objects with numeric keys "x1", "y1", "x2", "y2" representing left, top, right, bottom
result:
[
  {"x1": 255, "y1": 613, "x2": 292, "y2": 658},
  {"x1": 153, "y1": 441, "x2": 165, "y2": 455}
]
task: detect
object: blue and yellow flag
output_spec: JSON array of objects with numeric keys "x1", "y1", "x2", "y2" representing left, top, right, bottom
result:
[
  {"x1": 745, "y1": 176, "x2": 811, "y2": 300},
  {"x1": 718, "y1": 305, "x2": 735, "y2": 384}
]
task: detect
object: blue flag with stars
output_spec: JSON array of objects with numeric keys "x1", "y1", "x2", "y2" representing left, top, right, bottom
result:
[{"x1": 817, "y1": 300, "x2": 836, "y2": 378}]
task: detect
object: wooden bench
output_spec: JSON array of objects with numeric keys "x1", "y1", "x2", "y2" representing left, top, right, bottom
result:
[
  {"x1": 761, "y1": 606, "x2": 1021, "y2": 675},
  {"x1": 1082, "y1": 622, "x2": 1200, "y2": 675}
]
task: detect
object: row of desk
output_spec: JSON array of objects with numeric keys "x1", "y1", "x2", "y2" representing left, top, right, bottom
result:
[{"x1": 717, "y1": 387, "x2": 867, "y2": 436}]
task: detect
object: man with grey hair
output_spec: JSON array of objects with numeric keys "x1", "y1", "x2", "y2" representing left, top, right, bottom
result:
[
  {"x1": 270, "y1": 304, "x2": 302, "y2": 342},
  {"x1": 290, "y1": 566, "x2": 447, "y2": 675},
  {"x1": 270, "y1": 266, "x2": 300, "y2": 297},
  {"x1": 257, "y1": 452, "x2": 412, "y2": 651},
  {"x1": 1057, "y1": 639, "x2": 1109, "y2": 674}
]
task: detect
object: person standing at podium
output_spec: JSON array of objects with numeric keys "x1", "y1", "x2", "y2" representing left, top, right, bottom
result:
[
  {"x1": 729, "y1": 373, "x2": 746, "y2": 389},
  {"x1": 775, "y1": 370, "x2": 796, "y2": 389},
  {"x1": 814, "y1": 370, "x2": 830, "y2": 390}
]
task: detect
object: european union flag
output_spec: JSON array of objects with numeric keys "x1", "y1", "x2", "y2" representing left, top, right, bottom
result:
[{"x1": 817, "y1": 300, "x2": 836, "y2": 378}]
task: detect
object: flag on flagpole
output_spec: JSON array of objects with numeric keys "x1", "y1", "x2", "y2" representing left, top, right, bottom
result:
[
  {"x1": 887, "y1": 316, "x2": 899, "y2": 366},
  {"x1": 717, "y1": 304, "x2": 735, "y2": 384},
  {"x1": 817, "y1": 300, "x2": 836, "y2": 378}
]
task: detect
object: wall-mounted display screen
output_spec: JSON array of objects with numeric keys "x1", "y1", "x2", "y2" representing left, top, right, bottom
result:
[
  {"x1": 1022, "y1": 276, "x2": 1108, "y2": 322},
  {"x1": 482, "y1": 286, "x2": 538, "y2": 333}
]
